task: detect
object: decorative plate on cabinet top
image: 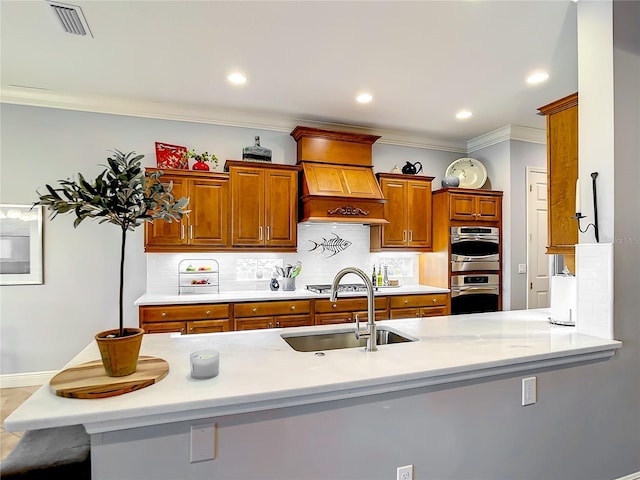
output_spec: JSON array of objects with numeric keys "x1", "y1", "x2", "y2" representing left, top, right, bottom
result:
[{"x1": 445, "y1": 157, "x2": 487, "y2": 189}]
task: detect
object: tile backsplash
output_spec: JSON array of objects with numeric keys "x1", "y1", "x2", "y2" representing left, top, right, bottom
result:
[{"x1": 146, "y1": 223, "x2": 420, "y2": 294}]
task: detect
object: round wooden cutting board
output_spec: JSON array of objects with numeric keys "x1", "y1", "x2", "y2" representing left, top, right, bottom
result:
[{"x1": 50, "y1": 356, "x2": 169, "y2": 399}]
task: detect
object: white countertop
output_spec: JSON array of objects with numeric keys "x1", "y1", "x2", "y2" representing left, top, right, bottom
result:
[
  {"x1": 4, "y1": 309, "x2": 620, "y2": 434},
  {"x1": 134, "y1": 284, "x2": 450, "y2": 305}
]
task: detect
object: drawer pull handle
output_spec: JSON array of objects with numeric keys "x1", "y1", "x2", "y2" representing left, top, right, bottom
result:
[
  {"x1": 189, "y1": 327, "x2": 194, "y2": 333},
  {"x1": 290, "y1": 305, "x2": 296, "y2": 310},
  {"x1": 252, "y1": 308, "x2": 258, "y2": 313},
  {"x1": 181, "y1": 328, "x2": 185, "y2": 334},
  {"x1": 206, "y1": 310, "x2": 211, "y2": 315},
  {"x1": 161, "y1": 312, "x2": 167, "y2": 317},
  {"x1": 276, "y1": 321, "x2": 280, "y2": 327},
  {"x1": 332, "y1": 304, "x2": 337, "y2": 308},
  {"x1": 404, "y1": 300, "x2": 408, "y2": 304},
  {"x1": 268, "y1": 322, "x2": 273, "y2": 328},
  {"x1": 433, "y1": 298, "x2": 437, "y2": 303}
]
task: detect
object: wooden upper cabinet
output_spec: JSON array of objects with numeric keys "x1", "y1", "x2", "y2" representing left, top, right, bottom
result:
[
  {"x1": 449, "y1": 191, "x2": 501, "y2": 222},
  {"x1": 538, "y1": 93, "x2": 578, "y2": 256},
  {"x1": 371, "y1": 173, "x2": 433, "y2": 250},
  {"x1": 144, "y1": 170, "x2": 230, "y2": 252},
  {"x1": 226, "y1": 161, "x2": 299, "y2": 249}
]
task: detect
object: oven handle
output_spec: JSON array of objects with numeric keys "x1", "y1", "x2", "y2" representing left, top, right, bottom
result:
[
  {"x1": 451, "y1": 286, "x2": 500, "y2": 297},
  {"x1": 451, "y1": 235, "x2": 500, "y2": 244},
  {"x1": 451, "y1": 254, "x2": 500, "y2": 262}
]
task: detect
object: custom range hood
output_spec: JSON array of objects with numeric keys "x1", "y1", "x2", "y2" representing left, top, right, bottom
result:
[{"x1": 291, "y1": 126, "x2": 388, "y2": 224}]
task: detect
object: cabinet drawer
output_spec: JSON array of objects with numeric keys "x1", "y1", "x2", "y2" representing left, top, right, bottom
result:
[
  {"x1": 140, "y1": 304, "x2": 229, "y2": 322},
  {"x1": 234, "y1": 300, "x2": 310, "y2": 318},
  {"x1": 389, "y1": 294, "x2": 449, "y2": 309},
  {"x1": 314, "y1": 297, "x2": 387, "y2": 314}
]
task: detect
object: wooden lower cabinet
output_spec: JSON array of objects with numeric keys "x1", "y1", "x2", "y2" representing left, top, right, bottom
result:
[
  {"x1": 389, "y1": 294, "x2": 450, "y2": 319},
  {"x1": 140, "y1": 293, "x2": 451, "y2": 334},
  {"x1": 234, "y1": 300, "x2": 312, "y2": 331},
  {"x1": 139, "y1": 304, "x2": 231, "y2": 334}
]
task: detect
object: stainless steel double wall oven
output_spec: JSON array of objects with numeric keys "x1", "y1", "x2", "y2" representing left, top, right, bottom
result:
[{"x1": 450, "y1": 226, "x2": 500, "y2": 314}]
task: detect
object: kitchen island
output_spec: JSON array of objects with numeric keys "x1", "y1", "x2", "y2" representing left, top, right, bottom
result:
[{"x1": 4, "y1": 309, "x2": 621, "y2": 480}]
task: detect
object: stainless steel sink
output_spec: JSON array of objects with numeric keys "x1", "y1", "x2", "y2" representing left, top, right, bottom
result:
[{"x1": 282, "y1": 326, "x2": 416, "y2": 352}]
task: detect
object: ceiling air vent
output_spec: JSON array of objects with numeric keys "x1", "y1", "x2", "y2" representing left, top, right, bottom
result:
[{"x1": 47, "y1": 1, "x2": 93, "y2": 37}]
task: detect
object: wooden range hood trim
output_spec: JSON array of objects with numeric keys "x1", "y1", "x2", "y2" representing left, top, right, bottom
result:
[{"x1": 299, "y1": 194, "x2": 389, "y2": 225}]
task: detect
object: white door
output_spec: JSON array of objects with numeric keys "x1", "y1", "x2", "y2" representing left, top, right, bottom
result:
[{"x1": 527, "y1": 168, "x2": 549, "y2": 308}]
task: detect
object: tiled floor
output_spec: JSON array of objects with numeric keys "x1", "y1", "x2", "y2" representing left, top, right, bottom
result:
[{"x1": 1, "y1": 386, "x2": 40, "y2": 462}]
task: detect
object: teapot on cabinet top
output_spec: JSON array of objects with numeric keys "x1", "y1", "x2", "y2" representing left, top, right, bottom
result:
[{"x1": 401, "y1": 161, "x2": 423, "y2": 175}]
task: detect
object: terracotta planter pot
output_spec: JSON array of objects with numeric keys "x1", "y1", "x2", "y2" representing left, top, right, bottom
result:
[{"x1": 95, "y1": 328, "x2": 144, "y2": 377}]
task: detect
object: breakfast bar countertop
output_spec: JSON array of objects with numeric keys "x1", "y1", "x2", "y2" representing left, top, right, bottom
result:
[
  {"x1": 134, "y1": 284, "x2": 451, "y2": 306},
  {"x1": 5, "y1": 309, "x2": 621, "y2": 435}
]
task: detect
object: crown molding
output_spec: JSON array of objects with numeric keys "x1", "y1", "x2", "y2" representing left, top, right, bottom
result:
[
  {"x1": 466, "y1": 124, "x2": 546, "y2": 152},
  {"x1": 0, "y1": 87, "x2": 467, "y2": 153}
]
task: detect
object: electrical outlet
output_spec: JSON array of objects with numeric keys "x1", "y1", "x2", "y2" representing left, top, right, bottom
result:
[
  {"x1": 190, "y1": 422, "x2": 216, "y2": 462},
  {"x1": 397, "y1": 464, "x2": 413, "y2": 480},
  {"x1": 522, "y1": 376, "x2": 537, "y2": 406}
]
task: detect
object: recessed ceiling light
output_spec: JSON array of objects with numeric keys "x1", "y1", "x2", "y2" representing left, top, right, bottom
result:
[
  {"x1": 356, "y1": 93, "x2": 373, "y2": 104},
  {"x1": 456, "y1": 110, "x2": 472, "y2": 120},
  {"x1": 527, "y1": 72, "x2": 549, "y2": 84},
  {"x1": 227, "y1": 73, "x2": 247, "y2": 85}
]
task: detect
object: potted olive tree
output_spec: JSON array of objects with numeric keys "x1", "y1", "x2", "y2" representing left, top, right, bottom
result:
[{"x1": 35, "y1": 150, "x2": 188, "y2": 376}]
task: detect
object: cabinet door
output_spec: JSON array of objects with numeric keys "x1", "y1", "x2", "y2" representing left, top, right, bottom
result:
[
  {"x1": 381, "y1": 179, "x2": 408, "y2": 247},
  {"x1": 547, "y1": 103, "x2": 578, "y2": 253},
  {"x1": 189, "y1": 178, "x2": 229, "y2": 246},
  {"x1": 265, "y1": 169, "x2": 297, "y2": 247},
  {"x1": 419, "y1": 306, "x2": 449, "y2": 318},
  {"x1": 235, "y1": 316, "x2": 274, "y2": 331},
  {"x1": 144, "y1": 176, "x2": 187, "y2": 246},
  {"x1": 476, "y1": 196, "x2": 501, "y2": 221},
  {"x1": 231, "y1": 168, "x2": 265, "y2": 246},
  {"x1": 354, "y1": 310, "x2": 388, "y2": 323},
  {"x1": 143, "y1": 321, "x2": 186, "y2": 334},
  {"x1": 389, "y1": 308, "x2": 420, "y2": 319},
  {"x1": 187, "y1": 319, "x2": 231, "y2": 334},
  {"x1": 315, "y1": 312, "x2": 355, "y2": 325},
  {"x1": 274, "y1": 314, "x2": 313, "y2": 328},
  {"x1": 449, "y1": 193, "x2": 478, "y2": 221},
  {"x1": 407, "y1": 180, "x2": 432, "y2": 247}
]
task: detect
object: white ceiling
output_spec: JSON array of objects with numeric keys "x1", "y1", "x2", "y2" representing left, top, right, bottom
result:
[{"x1": 0, "y1": 0, "x2": 578, "y2": 149}]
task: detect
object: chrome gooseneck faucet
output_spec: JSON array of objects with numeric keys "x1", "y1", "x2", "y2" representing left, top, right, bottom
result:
[{"x1": 330, "y1": 267, "x2": 377, "y2": 352}]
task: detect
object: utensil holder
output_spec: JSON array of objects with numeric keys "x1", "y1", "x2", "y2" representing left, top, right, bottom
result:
[{"x1": 282, "y1": 277, "x2": 296, "y2": 291}]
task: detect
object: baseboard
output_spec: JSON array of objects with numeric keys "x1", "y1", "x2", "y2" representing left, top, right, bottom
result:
[
  {"x1": 617, "y1": 472, "x2": 640, "y2": 480},
  {"x1": 0, "y1": 371, "x2": 56, "y2": 388}
]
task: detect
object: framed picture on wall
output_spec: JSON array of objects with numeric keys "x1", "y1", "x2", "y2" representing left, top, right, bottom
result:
[{"x1": 0, "y1": 204, "x2": 43, "y2": 285}]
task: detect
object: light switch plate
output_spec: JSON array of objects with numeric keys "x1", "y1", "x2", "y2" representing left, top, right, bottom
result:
[
  {"x1": 518, "y1": 264, "x2": 527, "y2": 274},
  {"x1": 190, "y1": 422, "x2": 216, "y2": 462}
]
